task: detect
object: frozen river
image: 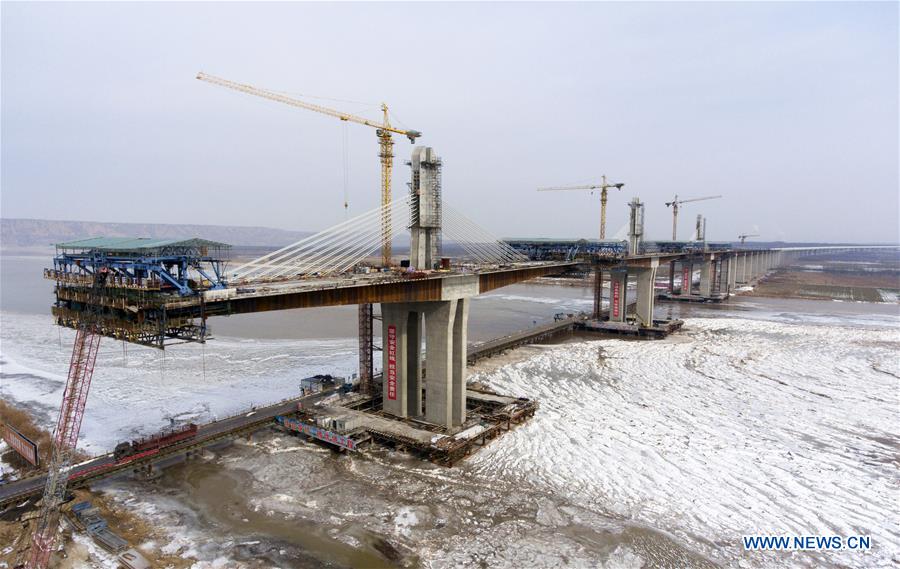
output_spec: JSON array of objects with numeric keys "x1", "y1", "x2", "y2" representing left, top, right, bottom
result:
[{"x1": 2, "y1": 252, "x2": 899, "y2": 567}]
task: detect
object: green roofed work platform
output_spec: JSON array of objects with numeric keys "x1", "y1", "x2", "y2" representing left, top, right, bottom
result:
[
  {"x1": 45, "y1": 236, "x2": 231, "y2": 348},
  {"x1": 56, "y1": 237, "x2": 230, "y2": 257}
]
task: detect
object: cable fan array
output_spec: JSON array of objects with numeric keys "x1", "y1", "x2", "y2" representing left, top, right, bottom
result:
[
  {"x1": 231, "y1": 198, "x2": 526, "y2": 283},
  {"x1": 231, "y1": 196, "x2": 413, "y2": 282},
  {"x1": 441, "y1": 204, "x2": 527, "y2": 265}
]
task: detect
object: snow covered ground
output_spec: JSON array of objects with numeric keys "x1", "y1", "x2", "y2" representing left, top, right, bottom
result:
[
  {"x1": 468, "y1": 317, "x2": 900, "y2": 568},
  {"x1": 0, "y1": 311, "x2": 361, "y2": 454},
  {"x1": 2, "y1": 300, "x2": 898, "y2": 568}
]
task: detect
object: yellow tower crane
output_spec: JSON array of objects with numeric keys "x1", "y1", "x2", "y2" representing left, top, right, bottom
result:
[
  {"x1": 537, "y1": 175, "x2": 625, "y2": 239},
  {"x1": 197, "y1": 72, "x2": 421, "y2": 267},
  {"x1": 738, "y1": 233, "x2": 760, "y2": 247},
  {"x1": 664, "y1": 194, "x2": 722, "y2": 240}
]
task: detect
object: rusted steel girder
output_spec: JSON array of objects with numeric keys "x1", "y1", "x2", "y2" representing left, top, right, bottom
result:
[
  {"x1": 214, "y1": 279, "x2": 444, "y2": 316},
  {"x1": 478, "y1": 264, "x2": 574, "y2": 293}
]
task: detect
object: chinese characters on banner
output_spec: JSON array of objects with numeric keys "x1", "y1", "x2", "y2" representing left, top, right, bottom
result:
[
  {"x1": 2, "y1": 424, "x2": 39, "y2": 466},
  {"x1": 387, "y1": 324, "x2": 397, "y2": 400},
  {"x1": 612, "y1": 280, "x2": 621, "y2": 319},
  {"x1": 279, "y1": 417, "x2": 358, "y2": 451}
]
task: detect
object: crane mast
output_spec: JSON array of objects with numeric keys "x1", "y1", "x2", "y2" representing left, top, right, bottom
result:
[
  {"x1": 537, "y1": 175, "x2": 625, "y2": 239},
  {"x1": 196, "y1": 73, "x2": 422, "y2": 396},
  {"x1": 665, "y1": 194, "x2": 722, "y2": 240},
  {"x1": 27, "y1": 275, "x2": 104, "y2": 569},
  {"x1": 196, "y1": 72, "x2": 421, "y2": 267},
  {"x1": 377, "y1": 104, "x2": 394, "y2": 266}
]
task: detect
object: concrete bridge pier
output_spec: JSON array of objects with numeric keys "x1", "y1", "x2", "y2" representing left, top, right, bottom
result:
[
  {"x1": 381, "y1": 298, "x2": 469, "y2": 429},
  {"x1": 681, "y1": 259, "x2": 694, "y2": 295},
  {"x1": 727, "y1": 255, "x2": 737, "y2": 293},
  {"x1": 716, "y1": 256, "x2": 728, "y2": 295},
  {"x1": 633, "y1": 260, "x2": 658, "y2": 326},
  {"x1": 609, "y1": 269, "x2": 629, "y2": 322},
  {"x1": 606, "y1": 262, "x2": 657, "y2": 326},
  {"x1": 668, "y1": 260, "x2": 676, "y2": 294},
  {"x1": 698, "y1": 256, "x2": 714, "y2": 297},
  {"x1": 716, "y1": 257, "x2": 726, "y2": 295}
]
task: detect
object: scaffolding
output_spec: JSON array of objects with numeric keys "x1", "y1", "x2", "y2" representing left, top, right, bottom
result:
[
  {"x1": 358, "y1": 303, "x2": 374, "y2": 394},
  {"x1": 408, "y1": 147, "x2": 442, "y2": 269},
  {"x1": 46, "y1": 237, "x2": 230, "y2": 348}
]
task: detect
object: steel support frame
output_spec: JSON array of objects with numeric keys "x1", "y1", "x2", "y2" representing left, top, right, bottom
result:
[
  {"x1": 593, "y1": 261, "x2": 603, "y2": 319},
  {"x1": 358, "y1": 303, "x2": 374, "y2": 394}
]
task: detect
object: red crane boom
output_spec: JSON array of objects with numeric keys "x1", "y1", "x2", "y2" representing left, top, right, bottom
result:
[{"x1": 26, "y1": 281, "x2": 103, "y2": 568}]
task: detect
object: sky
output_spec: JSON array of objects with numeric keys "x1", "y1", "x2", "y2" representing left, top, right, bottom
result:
[{"x1": 2, "y1": 1, "x2": 898, "y2": 243}]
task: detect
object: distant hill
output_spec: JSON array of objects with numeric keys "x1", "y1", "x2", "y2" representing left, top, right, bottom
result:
[{"x1": 1, "y1": 218, "x2": 312, "y2": 248}]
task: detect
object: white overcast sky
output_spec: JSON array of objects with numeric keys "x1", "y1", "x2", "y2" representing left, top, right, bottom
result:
[{"x1": 2, "y1": 1, "x2": 897, "y2": 243}]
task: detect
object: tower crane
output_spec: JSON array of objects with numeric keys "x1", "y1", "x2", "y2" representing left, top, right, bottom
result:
[
  {"x1": 738, "y1": 233, "x2": 759, "y2": 247},
  {"x1": 27, "y1": 274, "x2": 105, "y2": 569},
  {"x1": 537, "y1": 175, "x2": 625, "y2": 239},
  {"x1": 196, "y1": 72, "x2": 421, "y2": 267},
  {"x1": 664, "y1": 194, "x2": 722, "y2": 240}
]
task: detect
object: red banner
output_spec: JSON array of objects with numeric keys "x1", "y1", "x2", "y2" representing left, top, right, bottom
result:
[
  {"x1": 387, "y1": 324, "x2": 397, "y2": 400},
  {"x1": 683, "y1": 267, "x2": 690, "y2": 293},
  {"x1": 612, "y1": 280, "x2": 621, "y2": 319},
  {"x1": 3, "y1": 423, "x2": 39, "y2": 466},
  {"x1": 279, "y1": 417, "x2": 358, "y2": 451}
]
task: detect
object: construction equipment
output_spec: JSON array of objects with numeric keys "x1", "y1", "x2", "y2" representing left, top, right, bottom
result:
[
  {"x1": 27, "y1": 273, "x2": 105, "y2": 569},
  {"x1": 664, "y1": 195, "x2": 722, "y2": 240},
  {"x1": 537, "y1": 175, "x2": 625, "y2": 239},
  {"x1": 738, "y1": 233, "x2": 759, "y2": 247},
  {"x1": 196, "y1": 72, "x2": 421, "y2": 268},
  {"x1": 695, "y1": 214, "x2": 706, "y2": 242}
]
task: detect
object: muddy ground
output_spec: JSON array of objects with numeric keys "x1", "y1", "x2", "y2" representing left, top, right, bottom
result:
[
  {"x1": 0, "y1": 486, "x2": 193, "y2": 569},
  {"x1": 745, "y1": 250, "x2": 899, "y2": 302}
]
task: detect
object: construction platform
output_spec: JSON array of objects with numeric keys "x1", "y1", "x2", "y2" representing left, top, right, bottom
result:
[
  {"x1": 657, "y1": 292, "x2": 728, "y2": 303},
  {"x1": 47, "y1": 237, "x2": 232, "y2": 347},
  {"x1": 44, "y1": 236, "x2": 577, "y2": 349},
  {"x1": 575, "y1": 318, "x2": 684, "y2": 338},
  {"x1": 281, "y1": 387, "x2": 537, "y2": 467}
]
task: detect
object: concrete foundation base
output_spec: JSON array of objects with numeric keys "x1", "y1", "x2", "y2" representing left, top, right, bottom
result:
[
  {"x1": 576, "y1": 318, "x2": 684, "y2": 338},
  {"x1": 657, "y1": 292, "x2": 727, "y2": 303}
]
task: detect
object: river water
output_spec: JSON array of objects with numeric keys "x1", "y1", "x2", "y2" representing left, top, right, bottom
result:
[{"x1": 2, "y1": 251, "x2": 899, "y2": 568}]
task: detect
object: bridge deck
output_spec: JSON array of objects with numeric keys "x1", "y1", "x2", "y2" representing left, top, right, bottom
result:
[{"x1": 187, "y1": 262, "x2": 580, "y2": 314}]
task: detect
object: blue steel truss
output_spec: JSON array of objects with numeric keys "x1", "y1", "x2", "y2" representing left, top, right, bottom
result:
[
  {"x1": 505, "y1": 238, "x2": 733, "y2": 261},
  {"x1": 52, "y1": 238, "x2": 230, "y2": 296}
]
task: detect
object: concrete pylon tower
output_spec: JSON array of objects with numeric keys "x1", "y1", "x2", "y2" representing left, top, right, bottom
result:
[
  {"x1": 627, "y1": 197, "x2": 644, "y2": 256},
  {"x1": 408, "y1": 147, "x2": 442, "y2": 270},
  {"x1": 695, "y1": 214, "x2": 706, "y2": 242}
]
